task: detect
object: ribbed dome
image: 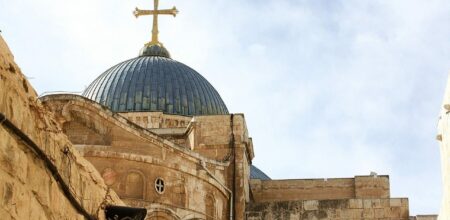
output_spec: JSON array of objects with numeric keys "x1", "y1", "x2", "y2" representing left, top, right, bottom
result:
[{"x1": 82, "y1": 51, "x2": 228, "y2": 116}]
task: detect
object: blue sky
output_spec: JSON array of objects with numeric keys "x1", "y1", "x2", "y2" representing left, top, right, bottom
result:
[{"x1": 1, "y1": 0, "x2": 449, "y2": 215}]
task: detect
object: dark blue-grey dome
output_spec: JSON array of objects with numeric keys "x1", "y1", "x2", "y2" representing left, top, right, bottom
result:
[
  {"x1": 250, "y1": 165, "x2": 271, "y2": 180},
  {"x1": 82, "y1": 51, "x2": 228, "y2": 116}
]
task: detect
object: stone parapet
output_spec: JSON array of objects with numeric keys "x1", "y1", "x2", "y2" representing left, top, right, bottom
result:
[
  {"x1": 246, "y1": 198, "x2": 409, "y2": 220},
  {"x1": 250, "y1": 175, "x2": 389, "y2": 202},
  {"x1": 355, "y1": 175, "x2": 390, "y2": 199}
]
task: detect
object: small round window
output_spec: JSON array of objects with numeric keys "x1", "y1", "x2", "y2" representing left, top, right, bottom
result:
[{"x1": 155, "y1": 178, "x2": 165, "y2": 194}]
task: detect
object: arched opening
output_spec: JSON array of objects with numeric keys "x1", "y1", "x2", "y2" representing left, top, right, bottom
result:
[
  {"x1": 125, "y1": 171, "x2": 145, "y2": 199},
  {"x1": 205, "y1": 194, "x2": 215, "y2": 220}
]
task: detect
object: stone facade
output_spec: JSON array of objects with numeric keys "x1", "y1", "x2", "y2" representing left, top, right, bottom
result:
[
  {"x1": 437, "y1": 72, "x2": 450, "y2": 220},
  {"x1": 246, "y1": 198, "x2": 409, "y2": 220},
  {"x1": 0, "y1": 35, "x2": 123, "y2": 219},
  {"x1": 246, "y1": 176, "x2": 409, "y2": 220},
  {"x1": 38, "y1": 91, "x2": 412, "y2": 220},
  {"x1": 41, "y1": 94, "x2": 254, "y2": 220},
  {"x1": 249, "y1": 176, "x2": 390, "y2": 202},
  {"x1": 0, "y1": 27, "x2": 440, "y2": 219}
]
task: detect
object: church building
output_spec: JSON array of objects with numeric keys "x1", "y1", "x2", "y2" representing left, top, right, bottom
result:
[{"x1": 0, "y1": 1, "x2": 440, "y2": 220}]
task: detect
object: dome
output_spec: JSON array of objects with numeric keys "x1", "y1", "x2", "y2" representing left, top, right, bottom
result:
[
  {"x1": 250, "y1": 165, "x2": 271, "y2": 180},
  {"x1": 82, "y1": 45, "x2": 228, "y2": 116}
]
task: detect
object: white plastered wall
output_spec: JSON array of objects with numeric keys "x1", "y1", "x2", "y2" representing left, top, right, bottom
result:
[{"x1": 437, "y1": 72, "x2": 450, "y2": 220}]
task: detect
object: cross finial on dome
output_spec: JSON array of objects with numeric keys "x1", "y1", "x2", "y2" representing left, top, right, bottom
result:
[{"x1": 133, "y1": 0, "x2": 178, "y2": 46}]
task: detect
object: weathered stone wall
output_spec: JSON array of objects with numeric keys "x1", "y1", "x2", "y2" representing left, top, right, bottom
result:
[
  {"x1": 437, "y1": 72, "x2": 450, "y2": 220},
  {"x1": 354, "y1": 176, "x2": 390, "y2": 199},
  {"x1": 246, "y1": 198, "x2": 409, "y2": 220},
  {"x1": 187, "y1": 115, "x2": 235, "y2": 160},
  {"x1": 248, "y1": 175, "x2": 406, "y2": 220},
  {"x1": 43, "y1": 91, "x2": 415, "y2": 220},
  {"x1": 0, "y1": 35, "x2": 123, "y2": 220},
  {"x1": 42, "y1": 95, "x2": 252, "y2": 219},
  {"x1": 250, "y1": 176, "x2": 389, "y2": 203},
  {"x1": 86, "y1": 155, "x2": 228, "y2": 219},
  {"x1": 410, "y1": 215, "x2": 438, "y2": 220}
]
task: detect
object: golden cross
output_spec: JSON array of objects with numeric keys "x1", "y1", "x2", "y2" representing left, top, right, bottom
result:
[{"x1": 134, "y1": 0, "x2": 178, "y2": 46}]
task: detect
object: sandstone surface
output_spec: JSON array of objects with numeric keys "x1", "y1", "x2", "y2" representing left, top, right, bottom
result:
[{"x1": 0, "y1": 34, "x2": 123, "y2": 220}]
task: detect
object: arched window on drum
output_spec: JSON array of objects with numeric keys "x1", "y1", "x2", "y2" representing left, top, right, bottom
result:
[
  {"x1": 125, "y1": 171, "x2": 145, "y2": 199},
  {"x1": 205, "y1": 193, "x2": 216, "y2": 220}
]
